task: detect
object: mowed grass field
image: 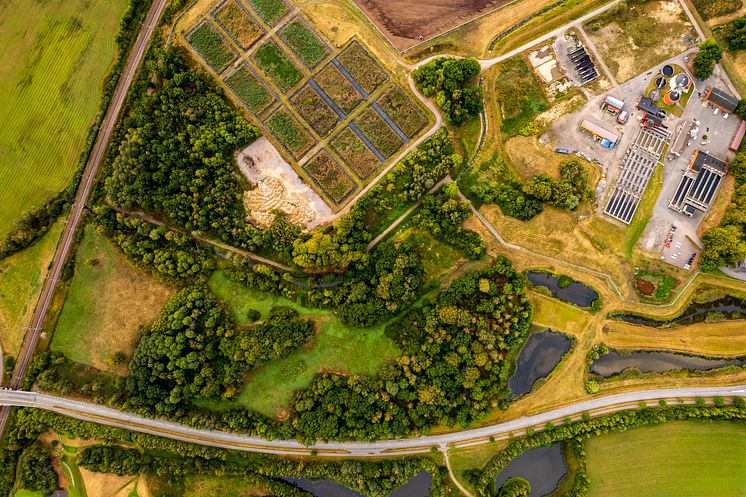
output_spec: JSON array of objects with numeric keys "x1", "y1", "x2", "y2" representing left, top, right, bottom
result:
[
  {"x1": 52, "y1": 226, "x2": 175, "y2": 373},
  {"x1": 0, "y1": 220, "x2": 63, "y2": 358},
  {"x1": 0, "y1": 0, "x2": 127, "y2": 238},
  {"x1": 207, "y1": 271, "x2": 400, "y2": 416},
  {"x1": 586, "y1": 421, "x2": 746, "y2": 497}
]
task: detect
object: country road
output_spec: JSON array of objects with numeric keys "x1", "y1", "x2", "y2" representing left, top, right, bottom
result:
[
  {"x1": 1, "y1": 386, "x2": 744, "y2": 457},
  {"x1": 0, "y1": 0, "x2": 169, "y2": 438}
]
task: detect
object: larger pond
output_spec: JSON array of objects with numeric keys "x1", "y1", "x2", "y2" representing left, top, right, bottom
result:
[
  {"x1": 281, "y1": 471, "x2": 432, "y2": 497},
  {"x1": 494, "y1": 444, "x2": 567, "y2": 497},
  {"x1": 509, "y1": 331, "x2": 572, "y2": 399},
  {"x1": 526, "y1": 271, "x2": 598, "y2": 308},
  {"x1": 590, "y1": 351, "x2": 745, "y2": 377},
  {"x1": 612, "y1": 296, "x2": 746, "y2": 327}
]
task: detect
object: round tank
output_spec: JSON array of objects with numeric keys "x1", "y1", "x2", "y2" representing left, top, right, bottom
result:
[
  {"x1": 649, "y1": 89, "x2": 661, "y2": 102},
  {"x1": 669, "y1": 90, "x2": 681, "y2": 102},
  {"x1": 661, "y1": 65, "x2": 674, "y2": 77},
  {"x1": 674, "y1": 73, "x2": 689, "y2": 88},
  {"x1": 655, "y1": 77, "x2": 667, "y2": 89}
]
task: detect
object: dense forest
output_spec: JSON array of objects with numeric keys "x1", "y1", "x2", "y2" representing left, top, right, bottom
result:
[{"x1": 413, "y1": 57, "x2": 484, "y2": 125}]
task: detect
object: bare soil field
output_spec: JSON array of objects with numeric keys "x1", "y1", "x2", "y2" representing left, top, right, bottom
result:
[
  {"x1": 351, "y1": 0, "x2": 514, "y2": 51},
  {"x1": 238, "y1": 137, "x2": 334, "y2": 229}
]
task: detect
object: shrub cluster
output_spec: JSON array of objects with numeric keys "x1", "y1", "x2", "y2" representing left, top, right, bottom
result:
[{"x1": 413, "y1": 57, "x2": 484, "y2": 125}]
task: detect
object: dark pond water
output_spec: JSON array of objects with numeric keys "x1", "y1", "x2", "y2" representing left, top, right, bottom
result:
[
  {"x1": 590, "y1": 351, "x2": 745, "y2": 377},
  {"x1": 612, "y1": 296, "x2": 746, "y2": 327},
  {"x1": 494, "y1": 444, "x2": 567, "y2": 497},
  {"x1": 509, "y1": 331, "x2": 572, "y2": 399},
  {"x1": 526, "y1": 271, "x2": 598, "y2": 308},
  {"x1": 281, "y1": 471, "x2": 432, "y2": 497}
]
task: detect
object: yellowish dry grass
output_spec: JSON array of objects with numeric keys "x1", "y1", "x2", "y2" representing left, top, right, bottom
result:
[{"x1": 602, "y1": 320, "x2": 746, "y2": 357}]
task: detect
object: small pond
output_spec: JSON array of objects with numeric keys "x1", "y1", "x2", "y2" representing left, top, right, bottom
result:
[
  {"x1": 526, "y1": 271, "x2": 598, "y2": 308},
  {"x1": 282, "y1": 471, "x2": 432, "y2": 497},
  {"x1": 494, "y1": 444, "x2": 567, "y2": 497},
  {"x1": 509, "y1": 331, "x2": 572, "y2": 399},
  {"x1": 612, "y1": 296, "x2": 746, "y2": 327},
  {"x1": 590, "y1": 351, "x2": 745, "y2": 377}
]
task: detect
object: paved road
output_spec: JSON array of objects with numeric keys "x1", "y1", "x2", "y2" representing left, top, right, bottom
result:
[
  {"x1": 0, "y1": 0, "x2": 169, "y2": 438},
  {"x1": 1, "y1": 386, "x2": 744, "y2": 457}
]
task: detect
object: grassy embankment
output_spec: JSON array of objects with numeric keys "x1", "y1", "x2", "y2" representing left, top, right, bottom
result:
[
  {"x1": 0, "y1": 220, "x2": 64, "y2": 358},
  {"x1": 207, "y1": 271, "x2": 400, "y2": 417},
  {"x1": 0, "y1": 0, "x2": 128, "y2": 237},
  {"x1": 586, "y1": 421, "x2": 746, "y2": 497},
  {"x1": 51, "y1": 226, "x2": 175, "y2": 374}
]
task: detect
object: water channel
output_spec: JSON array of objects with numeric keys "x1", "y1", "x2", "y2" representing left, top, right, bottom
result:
[
  {"x1": 612, "y1": 296, "x2": 746, "y2": 327},
  {"x1": 494, "y1": 444, "x2": 567, "y2": 497},
  {"x1": 508, "y1": 331, "x2": 572, "y2": 399},
  {"x1": 590, "y1": 350, "x2": 745, "y2": 377},
  {"x1": 526, "y1": 272, "x2": 598, "y2": 308},
  {"x1": 281, "y1": 471, "x2": 432, "y2": 497}
]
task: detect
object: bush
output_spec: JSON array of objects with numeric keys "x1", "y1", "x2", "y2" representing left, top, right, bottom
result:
[
  {"x1": 557, "y1": 275, "x2": 573, "y2": 288},
  {"x1": 693, "y1": 39, "x2": 723, "y2": 80},
  {"x1": 412, "y1": 57, "x2": 483, "y2": 125},
  {"x1": 693, "y1": 0, "x2": 742, "y2": 20},
  {"x1": 586, "y1": 380, "x2": 600, "y2": 394}
]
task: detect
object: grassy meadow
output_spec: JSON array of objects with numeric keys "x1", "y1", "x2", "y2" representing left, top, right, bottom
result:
[
  {"x1": 0, "y1": 0, "x2": 127, "y2": 238},
  {"x1": 0, "y1": 220, "x2": 63, "y2": 358},
  {"x1": 586, "y1": 421, "x2": 746, "y2": 497},
  {"x1": 51, "y1": 226, "x2": 174, "y2": 373},
  {"x1": 206, "y1": 271, "x2": 400, "y2": 417}
]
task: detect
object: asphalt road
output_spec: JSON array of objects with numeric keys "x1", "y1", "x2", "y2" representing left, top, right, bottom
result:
[
  {"x1": 0, "y1": 0, "x2": 168, "y2": 437},
  {"x1": 1, "y1": 386, "x2": 744, "y2": 457}
]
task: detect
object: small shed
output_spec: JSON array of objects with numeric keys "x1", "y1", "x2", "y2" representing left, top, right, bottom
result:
[
  {"x1": 581, "y1": 119, "x2": 619, "y2": 146},
  {"x1": 731, "y1": 120, "x2": 746, "y2": 152},
  {"x1": 603, "y1": 95, "x2": 625, "y2": 115}
]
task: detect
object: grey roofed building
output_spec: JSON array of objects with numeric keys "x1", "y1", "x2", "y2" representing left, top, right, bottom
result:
[
  {"x1": 669, "y1": 150, "x2": 728, "y2": 214},
  {"x1": 704, "y1": 86, "x2": 739, "y2": 113},
  {"x1": 637, "y1": 96, "x2": 660, "y2": 115},
  {"x1": 690, "y1": 149, "x2": 727, "y2": 174}
]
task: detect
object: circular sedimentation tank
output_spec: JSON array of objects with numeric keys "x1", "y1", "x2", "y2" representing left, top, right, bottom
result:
[
  {"x1": 669, "y1": 90, "x2": 681, "y2": 102},
  {"x1": 661, "y1": 64, "x2": 674, "y2": 77},
  {"x1": 675, "y1": 73, "x2": 689, "y2": 88},
  {"x1": 649, "y1": 89, "x2": 661, "y2": 102},
  {"x1": 655, "y1": 77, "x2": 667, "y2": 89}
]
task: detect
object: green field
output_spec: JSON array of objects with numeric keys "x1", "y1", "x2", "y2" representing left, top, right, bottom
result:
[
  {"x1": 304, "y1": 150, "x2": 357, "y2": 203},
  {"x1": 0, "y1": 220, "x2": 63, "y2": 358},
  {"x1": 225, "y1": 64, "x2": 275, "y2": 114},
  {"x1": 188, "y1": 22, "x2": 236, "y2": 72},
  {"x1": 266, "y1": 108, "x2": 316, "y2": 158},
  {"x1": 355, "y1": 107, "x2": 403, "y2": 158},
  {"x1": 13, "y1": 491, "x2": 44, "y2": 497},
  {"x1": 494, "y1": 56, "x2": 549, "y2": 137},
  {"x1": 52, "y1": 225, "x2": 174, "y2": 373},
  {"x1": 586, "y1": 421, "x2": 746, "y2": 497},
  {"x1": 252, "y1": 40, "x2": 303, "y2": 92},
  {"x1": 182, "y1": 475, "x2": 262, "y2": 497},
  {"x1": 279, "y1": 18, "x2": 328, "y2": 67},
  {"x1": 248, "y1": 0, "x2": 289, "y2": 25},
  {"x1": 61, "y1": 445, "x2": 87, "y2": 497},
  {"x1": 0, "y1": 0, "x2": 127, "y2": 238},
  {"x1": 206, "y1": 271, "x2": 400, "y2": 416}
]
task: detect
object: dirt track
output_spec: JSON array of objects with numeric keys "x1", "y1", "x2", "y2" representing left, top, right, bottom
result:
[{"x1": 352, "y1": 0, "x2": 514, "y2": 50}]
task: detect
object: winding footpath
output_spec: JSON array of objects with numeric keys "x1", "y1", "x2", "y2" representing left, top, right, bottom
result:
[{"x1": 1, "y1": 386, "x2": 745, "y2": 457}]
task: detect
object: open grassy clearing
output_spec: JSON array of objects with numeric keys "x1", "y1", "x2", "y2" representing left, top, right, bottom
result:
[
  {"x1": 314, "y1": 63, "x2": 363, "y2": 114},
  {"x1": 448, "y1": 440, "x2": 511, "y2": 494},
  {"x1": 586, "y1": 421, "x2": 746, "y2": 497},
  {"x1": 188, "y1": 21, "x2": 236, "y2": 72},
  {"x1": 0, "y1": 220, "x2": 63, "y2": 358},
  {"x1": 290, "y1": 84, "x2": 339, "y2": 136},
  {"x1": 505, "y1": 135, "x2": 581, "y2": 180},
  {"x1": 206, "y1": 271, "x2": 400, "y2": 416},
  {"x1": 601, "y1": 320, "x2": 746, "y2": 357},
  {"x1": 247, "y1": 0, "x2": 289, "y2": 26},
  {"x1": 182, "y1": 475, "x2": 262, "y2": 497},
  {"x1": 303, "y1": 149, "x2": 358, "y2": 203},
  {"x1": 397, "y1": 229, "x2": 473, "y2": 289},
  {"x1": 51, "y1": 225, "x2": 175, "y2": 374},
  {"x1": 336, "y1": 41, "x2": 389, "y2": 94},
  {"x1": 331, "y1": 127, "x2": 381, "y2": 180},
  {"x1": 693, "y1": 0, "x2": 743, "y2": 20},
  {"x1": 251, "y1": 40, "x2": 303, "y2": 92},
  {"x1": 494, "y1": 56, "x2": 548, "y2": 138},
  {"x1": 214, "y1": 0, "x2": 263, "y2": 49},
  {"x1": 279, "y1": 17, "x2": 329, "y2": 68},
  {"x1": 376, "y1": 86, "x2": 427, "y2": 138},
  {"x1": 61, "y1": 445, "x2": 86, "y2": 497},
  {"x1": 530, "y1": 292, "x2": 591, "y2": 336},
  {"x1": 14, "y1": 491, "x2": 43, "y2": 497},
  {"x1": 355, "y1": 107, "x2": 404, "y2": 158},
  {"x1": 224, "y1": 64, "x2": 275, "y2": 114},
  {"x1": 0, "y1": 0, "x2": 127, "y2": 238},
  {"x1": 266, "y1": 107, "x2": 316, "y2": 159},
  {"x1": 585, "y1": 0, "x2": 694, "y2": 82}
]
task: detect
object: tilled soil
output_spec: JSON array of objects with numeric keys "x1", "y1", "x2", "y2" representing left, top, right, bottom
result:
[{"x1": 352, "y1": 0, "x2": 514, "y2": 50}]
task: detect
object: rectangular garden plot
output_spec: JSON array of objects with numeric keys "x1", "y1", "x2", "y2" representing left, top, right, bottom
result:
[
  {"x1": 290, "y1": 84, "x2": 339, "y2": 136},
  {"x1": 331, "y1": 127, "x2": 381, "y2": 180},
  {"x1": 213, "y1": 0, "x2": 263, "y2": 49},
  {"x1": 247, "y1": 0, "x2": 289, "y2": 26},
  {"x1": 279, "y1": 17, "x2": 329, "y2": 69},
  {"x1": 336, "y1": 41, "x2": 388, "y2": 95},
  {"x1": 354, "y1": 107, "x2": 403, "y2": 158},
  {"x1": 224, "y1": 64, "x2": 275, "y2": 115},
  {"x1": 252, "y1": 40, "x2": 303, "y2": 92},
  {"x1": 187, "y1": 21, "x2": 237, "y2": 73},
  {"x1": 376, "y1": 86, "x2": 427, "y2": 138},
  {"x1": 266, "y1": 107, "x2": 316, "y2": 160},
  {"x1": 314, "y1": 64, "x2": 363, "y2": 115},
  {"x1": 303, "y1": 149, "x2": 358, "y2": 204}
]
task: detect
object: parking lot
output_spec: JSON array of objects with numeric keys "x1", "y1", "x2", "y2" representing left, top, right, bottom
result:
[{"x1": 658, "y1": 223, "x2": 699, "y2": 269}]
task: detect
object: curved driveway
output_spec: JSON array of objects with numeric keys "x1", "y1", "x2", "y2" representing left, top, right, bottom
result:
[{"x1": 1, "y1": 386, "x2": 744, "y2": 457}]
